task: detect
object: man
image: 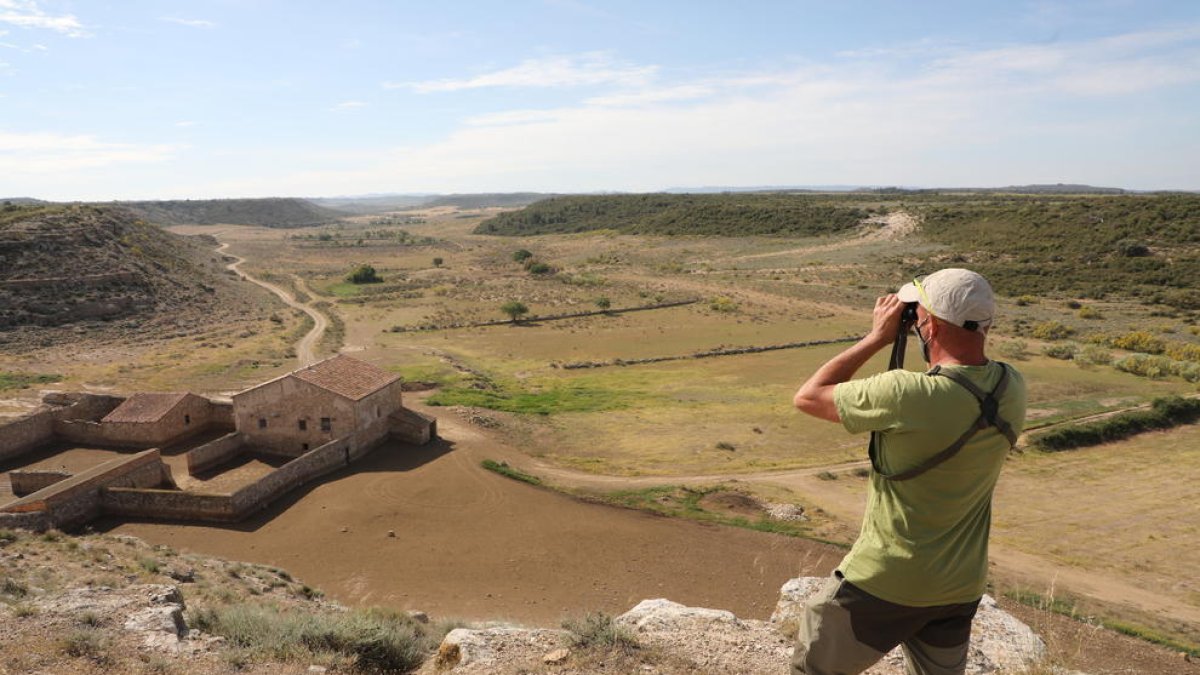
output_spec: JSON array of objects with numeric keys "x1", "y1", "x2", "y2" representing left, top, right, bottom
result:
[{"x1": 790, "y1": 268, "x2": 1026, "y2": 675}]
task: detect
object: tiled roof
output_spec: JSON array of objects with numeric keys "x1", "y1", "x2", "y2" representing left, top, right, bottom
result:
[
  {"x1": 291, "y1": 354, "x2": 400, "y2": 401},
  {"x1": 101, "y1": 392, "x2": 190, "y2": 423}
]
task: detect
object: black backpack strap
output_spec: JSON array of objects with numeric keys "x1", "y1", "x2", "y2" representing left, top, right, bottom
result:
[{"x1": 869, "y1": 362, "x2": 1017, "y2": 482}]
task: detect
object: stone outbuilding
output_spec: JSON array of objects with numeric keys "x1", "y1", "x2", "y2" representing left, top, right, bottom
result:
[{"x1": 232, "y1": 354, "x2": 428, "y2": 457}]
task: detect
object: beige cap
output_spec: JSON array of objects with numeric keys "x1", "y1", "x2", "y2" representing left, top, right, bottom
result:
[{"x1": 897, "y1": 268, "x2": 995, "y2": 331}]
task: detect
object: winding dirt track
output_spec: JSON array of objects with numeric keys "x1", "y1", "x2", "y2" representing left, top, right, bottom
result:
[{"x1": 218, "y1": 241, "x2": 327, "y2": 365}]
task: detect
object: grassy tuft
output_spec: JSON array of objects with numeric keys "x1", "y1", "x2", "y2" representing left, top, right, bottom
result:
[
  {"x1": 562, "y1": 612, "x2": 639, "y2": 654},
  {"x1": 480, "y1": 459, "x2": 542, "y2": 486}
]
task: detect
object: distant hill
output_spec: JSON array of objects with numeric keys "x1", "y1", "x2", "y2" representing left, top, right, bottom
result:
[
  {"x1": 420, "y1": 192, "x2": 561, "y2": 210},
  {"x1": 307, "y1": 194, "x2": 434, "y2": 215},
  {"x1": 474, "y1": 193, "x2": 870, "y2": 236},
  {"x1": 114, "y1": 198, "x2": 345, "y2": 228},
  {"x1": 0, "y1": 204, "x2": 262, "y2": 336},
  {"x1": 0, "y1": 197, "x2": 51, "y2": 206}
]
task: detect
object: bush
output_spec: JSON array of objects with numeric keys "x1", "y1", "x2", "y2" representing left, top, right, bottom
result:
[
  {"x1": 1076, "y1": 344, "x2": 1113, "y2": 366},
  {"x1": 1077, "y1": 306, "x2": 1103, "y2": 320},
  {"x1": 1014, "y1": 295, "x2": 1038, "y2": 306},
  {"x1": 1114, "y1": 354, "x2": 1173, "y2": 379},
  {"x1": 594, "y1": 296, "x2": 611, "y2": 311},
  {"x1": 710, "y1": 296, "x2": 739, "y2": 313},
  {"x1": 995, "y1": 339, "x2": 1029, "y2": 361},
  {"x1": 1043, "y1": 344, "x2": 1077, "y2": 360},
  {"x1": 527, "y1": 262, "x2": 553, "y2": 275},
  {"x1": 1030, "y1": 321, "x2": 1075, "y2": 341},
  {"x1": 432, "y1": 257, "x2": 443, "y2": 267},
  {"x1": 512, "y1": 249, "x2": 533, "y2": 262},
  {"x1": 1105, "y1": 331, "x2": 1166, "y2": 355},
  {"x1": 1166, "y1": 342, "x2": 1200, "y2": 363},
  {"x1": 347, "y1": 264, "x2": 382, "y2": 284}
]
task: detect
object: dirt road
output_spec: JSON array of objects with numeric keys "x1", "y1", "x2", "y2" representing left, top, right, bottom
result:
[{"x1": 218, "y1": 241, "x2": 328, "y2": 365}]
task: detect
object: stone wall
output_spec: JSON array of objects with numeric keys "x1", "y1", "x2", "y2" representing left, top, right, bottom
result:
[
  {"x1": 210, "y1": 402, "x2": 235, "y2": 427},
  {"x1": 185, "y1": 432, "x2": 244, "y2": 476},
  {"x1": 389, "y1": 407, "x2": 437, "y2": 446},
  {"x1": 10, "y1": 470, "x2": 71, "y2": 497},
  {"x1": 101, "y1": 488, "x2": 236, "y2": 522},
  {"x1": 0, "y1": 408, "x2": 57, "y2": 462},
  {"x1": 0, "y1": 393, "x2": 125, "y2": 463},
  {"x1": 0, "y1": 450, "x2": 169, "y2": 530},
  {"x1": 231, "y1": 437, "x2": 350, "y2": 515}
]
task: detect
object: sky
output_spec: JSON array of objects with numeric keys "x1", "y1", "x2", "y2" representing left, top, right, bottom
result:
[{"x1": 1, "y1": 1, "x2": 1198, "y2": 200}]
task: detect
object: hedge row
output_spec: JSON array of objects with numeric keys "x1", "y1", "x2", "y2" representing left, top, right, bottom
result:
[{"x1": 1033, "y1": 396, "x2": 1200, "y2": 451}]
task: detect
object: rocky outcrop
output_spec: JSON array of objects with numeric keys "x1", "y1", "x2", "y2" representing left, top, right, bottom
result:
[{"x1": 429, "y1": 577, "x2": 1046, "y2": 674}]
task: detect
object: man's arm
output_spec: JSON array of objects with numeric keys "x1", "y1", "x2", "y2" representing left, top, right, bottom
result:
[{"x1": 793, "y1": 295, "x2": 906, "y2": 423}]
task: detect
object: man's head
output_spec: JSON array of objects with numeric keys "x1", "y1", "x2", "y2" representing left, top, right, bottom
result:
[
  {"x1": 897, "y1": 268, "x2": 995, "y2": 333},
  {"x1": 897, "y1": 269, "x2": 994, "y2": 364}
]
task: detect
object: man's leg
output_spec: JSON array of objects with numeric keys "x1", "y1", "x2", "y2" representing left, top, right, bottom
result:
[
  {"x1": 900, "y1": 601, "x2": 979, "y2": 675},
  {"x1": 900, "y1": 636, "x2": 969, "y2": 675},
  {"x1": 791, "y1": 576, "x2": 890, "y2": 675}
]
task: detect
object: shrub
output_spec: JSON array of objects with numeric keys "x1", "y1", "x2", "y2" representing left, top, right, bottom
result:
[
  {"x1": 60, "y1": 628, "x2": 111, "y2": 663},
  {"x1": 347, "y1": 264, "x2": 381, "y2": 284},
  {"x1": 715, "y1": 441, "x2": 736, "y2": 452},
  {"x1": 562, "y1": 612, "x2": 639, "y2": 655},
  {"x1": 1065, "y1": 300, "x2": 1082, "y2": 310},
  {"x1": 432, "y1": 257, "x2": 443, "y2": 267},
  {"x1": 1077, "y1": 306, "x2": 1103, "y2": 320},
  {"x1": 1114, "y1": 354, "x2": 1172, "y2": 379},
  {"x1": 1166, "y1": 342, "x2": 1200, "y2": 363},
  {"x1": 1030, "y1": 321, "x2": 1074, "y2": 341},
  {"x1": 527, "y1": 262, "x2": 553, "y2": 275},
  {"x1": 995, "y1": 340, "x2": 1029, "y2": 361},
  {"x1": 1014, "y1": 295, "x2": 1037, "y2": 306},
  {"x1": 1106, "y1": 331, "x2": 1166, "y2": 355},
  {"x1": 1042, "y1": 344, "x2": 1077, "y2": 360},
  {"x1": 594, "y1": 296, "x2": 611, "y2": 311},
  {"x1": 512, "y1": 249, "x2": 533, "y2": 262},
  {"x1": 1076, "y1": 344, "x2": 1113, "y2": 366},
  {"x1": 710, "y1": 296, "x2": 738, "y2": 313}
]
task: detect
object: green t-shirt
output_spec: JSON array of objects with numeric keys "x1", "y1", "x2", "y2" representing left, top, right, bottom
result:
[{"x1": 833, "y1": 361, "x2": 1026, "y2": 606}]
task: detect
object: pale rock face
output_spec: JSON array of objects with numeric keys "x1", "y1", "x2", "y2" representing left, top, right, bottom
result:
[{"x1": 427, "y1": 578, "x2": 1047, "y2": 674}]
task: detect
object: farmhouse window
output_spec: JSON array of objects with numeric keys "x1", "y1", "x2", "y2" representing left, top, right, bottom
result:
[
  {"x1": 320, "y1": 417, "x2": 332, "y2": 432},
  {"x1": 302, "y1": 443, "x2": 309, "y2": 451},
  {"x1": 184, "y1": 414, "x2": 191, "y2": 425},
  {"x1": 299, "y1": 419, "x2": 307, "y2": 431},
  {"x1": 258, "y1": 418, "x2": 267, "y2": 429}
]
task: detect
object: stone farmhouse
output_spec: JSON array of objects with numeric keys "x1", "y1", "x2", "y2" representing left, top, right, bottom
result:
[{"x1": 0, "y1": 355, "x2": 435, "y2": 531}]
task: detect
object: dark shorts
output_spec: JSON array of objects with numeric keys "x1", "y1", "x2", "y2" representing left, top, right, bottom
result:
[{"x1": 791, "y1": 573, "x2": 980, "y2": 675}]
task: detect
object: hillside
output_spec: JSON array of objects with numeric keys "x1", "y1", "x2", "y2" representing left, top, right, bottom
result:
[
  {"x1": 914, "y1": 193, "x2": 1200, "y2": 309},
  {"x1": 115, "y1": 198, "x2": 345, "y2": 228},
  {"x1": 0, "y1": 204, "x2": 264, "y2": 342},
  {"x1": 474, "y1": 193, "x2": 870, "y2": 236}
]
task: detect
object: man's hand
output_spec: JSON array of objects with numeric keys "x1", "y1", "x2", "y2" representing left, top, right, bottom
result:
[
  {"x1": 866, "y1": 294, "x2": 908, "y2": 349},
  {"x1": 793, "y1": 294, "x2": 904, "y2": 423}
]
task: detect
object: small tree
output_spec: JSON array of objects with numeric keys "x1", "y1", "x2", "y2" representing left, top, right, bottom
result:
[
  {"x1": 528, "y1": 262, "x2": 552, "y2": 275},
  {"x1": 595, "y1": 297, "x2": 611, "y2": 311},
  {"x1": 512, "y1": 249, "x2": 533, "y2": 263},
  {"x1": 432, "y1": 257, "x2": 444, "y2": 267},
  {"x1": 347, "y1": 264, "x2": 382, "y2": 284},
  {"x1": 500, "y1": 301, "x2": 529, "y2": 323}
]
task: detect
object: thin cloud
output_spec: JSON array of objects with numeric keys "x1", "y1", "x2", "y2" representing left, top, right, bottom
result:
[
  {"x1": 403, "y1": 52, "x2": 657, "y2": 93},
  {"x1": 0, "y1": 0, "x2": 85, "y2": 37},
  {"x1": 0, "y1": 131, "x2": 178, "y2": 173},
  {"x1": 160, "y1": 17, "x2": 217, "y2": 29},
  {"x1": 331, "y1": 100, "x2": 367, "y2": 111},
  {"x1": 175, "y1": 120, "x2": 196, "y2": 127}
]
